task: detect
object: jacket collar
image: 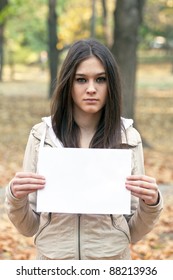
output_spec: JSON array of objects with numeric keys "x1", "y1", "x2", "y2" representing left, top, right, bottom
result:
[{"x1": 33, "y1": 116, "x2": 137, "y2": 147}]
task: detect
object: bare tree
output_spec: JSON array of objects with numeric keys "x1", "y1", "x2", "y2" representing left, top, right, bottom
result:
[
  {"x1": 48, "y1": 0, "x2": 59, "y2": 98},
  {"x1": 90, "y1": 0, "x2": 96, "y2": 38},
  {"x1": 101, "y1": 0, "x2": 111, "y2": 46},
  {"x1": 0, "y1": 0, "x2": 8, "y2": 81},
  {"x1": 111, "y1": 0, "x2": 146, "y2": 120}
]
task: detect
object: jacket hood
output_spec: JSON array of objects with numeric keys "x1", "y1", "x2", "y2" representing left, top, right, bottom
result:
[{"x1": 32, "y1": 116, "x2": 140, "y2": 147}]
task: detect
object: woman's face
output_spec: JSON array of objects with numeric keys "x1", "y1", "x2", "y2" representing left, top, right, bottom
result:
[{"x1": 71, "y1": 56, "x2": 108, "y2": 118}]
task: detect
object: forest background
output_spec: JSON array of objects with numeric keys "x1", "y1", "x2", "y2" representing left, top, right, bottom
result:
[{"x1": 0, "y1": 0, "x2": 173, "y2": 260}]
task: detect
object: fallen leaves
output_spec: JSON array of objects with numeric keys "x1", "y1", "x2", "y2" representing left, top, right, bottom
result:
[
  {"x1": 144, "y1": 149, "x2": 173, "y2": 185},
  {"x1": 131, "y1": 202, "x2": 173, "y2": 260},
  {"x1": 0, "y1": 214, "x2": 36, "y2": 260},
  {"x1": 0, "y1": 93, "x2": 50, "y2": 187}
]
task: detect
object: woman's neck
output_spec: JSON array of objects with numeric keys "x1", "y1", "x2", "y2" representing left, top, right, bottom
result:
[{"x1": 73, "y1": 112, "x2": 101, "y2": 148}]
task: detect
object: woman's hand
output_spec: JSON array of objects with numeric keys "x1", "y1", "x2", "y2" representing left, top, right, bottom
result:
[
  {"x1": 126, "y1": 175, "x2": 159, "y2": 205},
  {"x1": 10, "y1": 172, "x2": 46, "y2": 199}
]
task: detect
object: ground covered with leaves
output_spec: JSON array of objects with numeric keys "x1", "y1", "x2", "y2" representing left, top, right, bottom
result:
[{"x1": 0, "y1": 64, "x2": 173, "y2": 259}]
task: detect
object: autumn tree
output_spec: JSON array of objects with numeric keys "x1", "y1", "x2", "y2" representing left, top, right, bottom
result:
[{"x1": 112, "y1": 0, "x2": 146, "y2": 120}]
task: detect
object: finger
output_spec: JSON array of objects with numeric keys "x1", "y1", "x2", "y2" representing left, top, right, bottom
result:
[
  {"x1": 126, "y1": 183, "x2": 156, "y2": 195},
  {"x1": 131, "y1": 190, "x2": 159, "y2": 205},
  {"x1": 12, "y1": 189, "x2": 42, "y2": 199},
  {"x1": 126, "y1": 175, "x2": 156, "y2": 184},
  {"x1": 13, "y1": 177, "x2": 46, "y2": 186},
  {"x1": 126, "y1": 174, "x2": 158, "y2": 191},
  {"x1": 11, "y1": 177, "x2": 45, "y2": 198},
  {"x1": 126, "y1": 180, "x2": 157, "y2": 191},
  {"x1": 15, "y1": 172, "x2": 45, "y2": 180},
  {"x1": 130, "y1": 192, "x2": 154, "y2": 203},
  {"x1": 13, "y1": 183, "x2": 45, "y2": 191}
]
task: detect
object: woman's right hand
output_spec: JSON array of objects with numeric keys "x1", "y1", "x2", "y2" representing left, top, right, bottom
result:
[{"x1": 10, "y1": 172, "x2": 46, "y2": 199}]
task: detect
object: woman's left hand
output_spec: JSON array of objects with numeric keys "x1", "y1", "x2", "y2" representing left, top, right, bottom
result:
[{"x1": 125, "y1": 175, "x2": 159, "y2": 205}]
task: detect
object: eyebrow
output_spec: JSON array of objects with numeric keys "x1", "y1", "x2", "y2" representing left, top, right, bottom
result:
[{"x1": 75, "y1": 72, "x2": 106, "y2": 76}]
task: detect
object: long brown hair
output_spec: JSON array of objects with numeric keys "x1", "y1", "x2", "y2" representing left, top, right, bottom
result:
[{"x1": 51, "y1": 38, "x2": 124, "y2": 148}]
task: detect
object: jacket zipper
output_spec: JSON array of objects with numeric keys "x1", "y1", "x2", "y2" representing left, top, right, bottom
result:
[
  {"x1": 110, "y1": 214, "x2": 130, "y2": 242},
  {"x1": 78, "y1": 214, "x2": 81, "y2": 260},
  {"x1": 34, "y1": 213, "x2": 52, "y2": 243}
]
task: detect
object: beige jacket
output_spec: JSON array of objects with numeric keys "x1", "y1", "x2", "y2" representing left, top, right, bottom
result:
[{"x1": 5, "y1": 117, "x2": 163, "y2": 260}]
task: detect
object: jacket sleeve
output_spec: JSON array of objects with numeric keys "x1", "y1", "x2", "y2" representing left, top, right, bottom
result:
[
  {"x1": 125, "y1": 126, "x2": 163, "y2": 243},
  {"x1": 5, "y1": 128, "x2": 41, "y2": 237}
]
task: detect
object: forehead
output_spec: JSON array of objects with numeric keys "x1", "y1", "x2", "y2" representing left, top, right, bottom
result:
[{"x1": 76, "y1": 56, "x2": 105, "y2": 74}]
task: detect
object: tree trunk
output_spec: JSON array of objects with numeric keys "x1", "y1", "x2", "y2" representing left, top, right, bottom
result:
[
  {"x1": 48, "y1": 0, "x2": 59, "y2": 98},
  {"x1": 111, "y1": 0, "x2": 146, "y2": 119},
  {"x1": 101, "y1": 0, "x2": 111, "y2": 46},
  {"x1": 0, "y1": 0, "x2": 8, "y2": 81},
  {"x1": 90, "y1": 0, "x2": 96, "y2": 38}
]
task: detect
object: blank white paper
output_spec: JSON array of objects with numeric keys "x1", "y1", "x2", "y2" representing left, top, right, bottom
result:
[{"x1": 37, "y1": 148, "x2": 132, "y2": 214}]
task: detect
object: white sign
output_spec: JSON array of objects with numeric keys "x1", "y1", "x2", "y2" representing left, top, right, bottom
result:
[{"x1": 37, "y1": 148, "x2": 132, "y2": 214}]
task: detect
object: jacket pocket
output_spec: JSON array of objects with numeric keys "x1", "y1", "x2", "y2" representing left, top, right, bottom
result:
[
  {"x1": 110, "y1": 214, "x2": 131, "y2": 243},
  {"x1": 34, "y1": 212, "x2": 52, "y2": 243}
]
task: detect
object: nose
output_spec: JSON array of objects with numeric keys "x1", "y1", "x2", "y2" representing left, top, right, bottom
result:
[{"x1": 86, "y1": 81, "x2": 96, "y2": 94}]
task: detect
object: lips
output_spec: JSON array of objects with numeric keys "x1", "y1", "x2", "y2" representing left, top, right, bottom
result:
[{"x1": 83, "y1": 99, "x2": 98, "y2": 102}]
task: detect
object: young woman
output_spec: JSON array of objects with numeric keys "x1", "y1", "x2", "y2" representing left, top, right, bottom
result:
[{"x1": 5, "y1": 39, "x2": 163, "y2": 260}]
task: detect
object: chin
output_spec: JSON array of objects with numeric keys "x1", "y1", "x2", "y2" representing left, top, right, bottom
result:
[{"x1": 84, "y1": 109, "x2": 100, "y2": 114}]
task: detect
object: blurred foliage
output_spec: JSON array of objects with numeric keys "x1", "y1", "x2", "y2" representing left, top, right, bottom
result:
[
  {"x1": 1, "y1": 0, "x2": 173, "y2": 64},
  {"x1": 4, "y1": 0, "x2": 48, "y2": 64},
  {"x1": 57, "y1": 0, "x2": 114, "y2": 48},
  {"x1": 140, "y1": 0, "x2": 173, "y2": 48}
]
